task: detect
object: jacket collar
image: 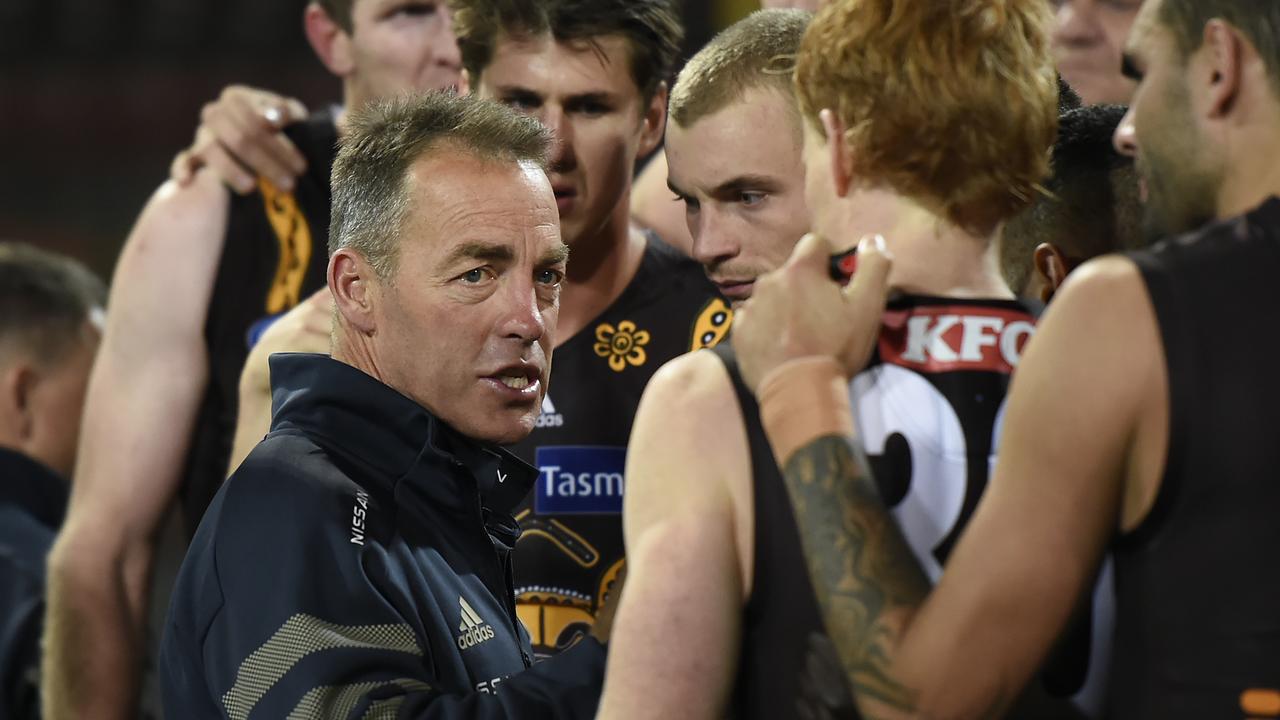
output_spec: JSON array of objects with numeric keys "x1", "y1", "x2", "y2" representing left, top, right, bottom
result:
[
  {"x1": 267, "y1": 353, "x2": 535, "y2": 514},
  {"x1": 0, "y1": 446, "x2": 69, "y2": 529}
]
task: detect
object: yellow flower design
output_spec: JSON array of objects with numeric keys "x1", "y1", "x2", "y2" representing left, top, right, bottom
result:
[{"x1": 594, "y1": 320, "x2": 650, "y2": 372}]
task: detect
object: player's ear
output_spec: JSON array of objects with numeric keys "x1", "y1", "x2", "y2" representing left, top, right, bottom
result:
[
  {"x1": 1202, "y1": 19, "x2": 1244, "y2": 120},
  {"x1": 305, "y1": 2, "x2": 355, "y2": 78},
  {"x1": 819, "y1": 109, "x2": 854, "y2": 198},
  {"x1": 0, "y1": 362, "x2": 36, "y2": 444},
  {"x1": 1033, "y1": 242, "x2": 1070, "y2": 303},
  {"x1": 636, "y1": 82, "x2": 668, "y2": 160},
  {"x1": 329, "y1": 249, "x2": 379, "y2": 336}
]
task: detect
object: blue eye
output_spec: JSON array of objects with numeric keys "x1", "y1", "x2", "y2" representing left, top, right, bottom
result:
[
  {"x1": 536, "y1": 269, "x2": 564, "y2": 286},
  {"x1": 741, "y1": 192, "x2": 766, "y2": 207},
  {"x1": 461, "y1": 268, "x2": 487, "y2": 283}
]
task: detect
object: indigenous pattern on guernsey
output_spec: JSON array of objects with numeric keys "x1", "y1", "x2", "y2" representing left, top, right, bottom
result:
[
  {"x1": 504, "y1": 233, "x2": 728, "y2": 658},
  {"x1": 181, "y1": 108, "x2": 338, "y2": 535}
]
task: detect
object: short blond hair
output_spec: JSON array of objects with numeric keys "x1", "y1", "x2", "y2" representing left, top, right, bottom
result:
[
  {"x1": 669, "y1": 9, "x2": 812, "y2": 128},
  {"x1": 795, "y1": 0, "x2": 1058, "y2": 233}
]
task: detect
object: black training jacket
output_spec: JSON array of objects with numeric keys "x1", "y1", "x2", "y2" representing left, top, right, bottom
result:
[
  {"x1": 160, "y1": 353, "x2": 606, "y2": 719},
  {"x1": 0, "y1": 448, "x2": 68, "y2": 720}
]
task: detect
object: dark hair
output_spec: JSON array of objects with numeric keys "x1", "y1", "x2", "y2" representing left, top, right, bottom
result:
[
  {"x1": 1001, "y1": 104, "x2": 1144, "y2": 294},
  {"x1": 0, "y1": 243, "x2": 106, "y2": 367},
  {"x1": 330, "y1": 92, "x2": 551, "y2": 278},
  {"x1": 315, "y1": 0, "x2": 354, "y2": 33},
  {"x1": 1160, "y1": 0, "x2": 1280, "y2": 90},
  {"x1": 449, "y1": 0, "x2": 684, "y2": 102}
]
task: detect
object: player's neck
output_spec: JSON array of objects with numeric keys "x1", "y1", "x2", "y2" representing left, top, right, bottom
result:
[
  {"x1": 555, "y1": 199, "x2": 647, "y2": 348},
  {"x1": 839, "y1": 196, "x2": 1012, "y2": 300},
  {"x1": 1216, "y1": 129, "x2": 1280, "y2": 222}
]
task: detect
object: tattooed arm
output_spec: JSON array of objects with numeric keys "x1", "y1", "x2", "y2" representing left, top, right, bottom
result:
[
  {"x1": 738, "y1": 242, "x2": 1158, "y2": 718},
  {"x1": 781, "y1": 432, "x2": 928, "y2": 715}
]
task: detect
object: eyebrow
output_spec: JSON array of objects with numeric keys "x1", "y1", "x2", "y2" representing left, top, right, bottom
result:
[
  {"x1": 565, "y1": 91, "x2": 617, "y2": 106},
  {"x1": 494, "y1": 85, "x2": 618, "y2": 105},
  {"x1": 495, "y1": 85, "x2": 540, "y2": 100},
  {"x1": 445, "y1": 242, "x2": 515, "y2": 267},
  {"x1": 711, "y1": 174, "x2": 782, "y2": 196},
  {"x1": 540, "y1": 243, "x2": 570, "y2": 267}
]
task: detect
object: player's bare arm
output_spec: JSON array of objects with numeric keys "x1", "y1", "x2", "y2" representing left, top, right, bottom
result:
[
  {"x1": 43, "y1": 171, "x2": 229, "y2": 720},
  {"x1": 597, "y1": 350, "x2": 753, "y2": 720},
  {"x1": 742, "y1": 245, "x2": 1166, "y2": 718},
  {"x1": 229, "y1": 286, "x2": 332, "y2": 472}
]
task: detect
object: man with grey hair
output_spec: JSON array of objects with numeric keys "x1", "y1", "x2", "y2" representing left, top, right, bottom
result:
[
  {"x1": 159, "y1": 92, "x2": 607, "y2": 718},
  {"x1": 0, "y1": 243, "x2": 104, "y2": 720}
]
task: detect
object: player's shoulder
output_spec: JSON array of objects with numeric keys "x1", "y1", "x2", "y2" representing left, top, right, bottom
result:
[
  {"x1": 637, "y1": 349, "x2": 743, "y2": 440},
  {"x1": 122, "y1": 171, "x2": 230, "y2": 272},
  {"x1": 1025, "y1": 254, "x2": 1158, "y2": 385},
  {"x1": 1051, "y1": 254, "x2": 1149, "y2": 320},
  {"x1": 145, "y1": 172, "x2": 231, "y2": 230}
]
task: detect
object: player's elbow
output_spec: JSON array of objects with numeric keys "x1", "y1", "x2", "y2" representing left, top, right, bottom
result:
[{"x1": 47, "y1": 521, "x2": 126, "y2": 596}]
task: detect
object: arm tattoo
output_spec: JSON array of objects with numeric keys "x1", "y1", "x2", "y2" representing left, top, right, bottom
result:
[{"x1": 781, "y1": 434, "x2": 930, "y2": 714}]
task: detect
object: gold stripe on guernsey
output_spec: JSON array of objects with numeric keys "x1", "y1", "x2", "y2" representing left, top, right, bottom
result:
[
  {"x1": 286, "y1": 678, "x2": 432, "y2": 719},
  {"x1": 259, "y1": 177, "x2": 314, "y2": 315},
  {"x1": 221, "y1": 613, "x2": 422, "y2": 720}
]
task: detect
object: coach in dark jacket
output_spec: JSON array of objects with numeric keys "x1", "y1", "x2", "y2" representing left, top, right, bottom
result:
[
  {"x1": 0, "y1": 244, "x2": 104, "y2": 720},
  {"x1": 160, "y1": 93, "x2": 601, "y2": 718}
]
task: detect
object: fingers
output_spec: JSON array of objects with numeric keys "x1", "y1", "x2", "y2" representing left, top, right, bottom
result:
[
  {"x1": 787, "y1": 231, "x2": 836, "y2": 273},
  {"x1": 170, "y1": 150, "x2": 197, "y2": 186},
  {"x1": 841, "y1": 234, "x2": 893, "y2": 304},
  {"x1": 212, "y1": 95, "x2": 307, "y2": 191},
  {"x1": 201, "y1": 141, "x2": 258, "y2": 196},
  {"x1": 839, "y1": 235, "x2": 894, "y2": 373}
]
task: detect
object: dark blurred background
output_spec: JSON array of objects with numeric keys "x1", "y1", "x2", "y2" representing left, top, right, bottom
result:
[{"x1": 0, "y1": 0, "x2": 759, "y2": 281}]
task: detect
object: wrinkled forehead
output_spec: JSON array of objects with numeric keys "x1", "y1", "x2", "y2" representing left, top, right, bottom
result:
[{"x1": 402, "y1": 153, "x2": 558, "y2": 246}]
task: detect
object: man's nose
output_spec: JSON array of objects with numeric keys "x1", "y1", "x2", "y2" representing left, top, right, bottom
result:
[
  {"x1": 1114, "y1": 106, "x2": 1139, "y2": 158},
  {"x1": 499, "y1": 280, "x2": 547, "y2": 343},
  {"x1": 541, "y1": 109, "x2": 575, "y2": 170},
  {"x1": 690, "y1": 207, "x2": 740, "y2": 269}
]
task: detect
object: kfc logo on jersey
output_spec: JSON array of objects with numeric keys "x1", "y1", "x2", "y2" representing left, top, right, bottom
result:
[{"x1": 879, "y1": 306, "x2": 1036, "y2": 374}]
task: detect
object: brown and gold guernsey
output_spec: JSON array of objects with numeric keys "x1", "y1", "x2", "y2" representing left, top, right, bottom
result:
[
  {"x1": 1113, "y1": 196, "x2": 1280, "y2": 718},
  {"x1": 717, "y1": 295, "x2": 1103, "y2": 719},
  {"x1": 504, "y1": 234, "x2": 729, "y2": 658},
  {"x1": 180, "y1": 110, "x2": 337, "y2": 534}
]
